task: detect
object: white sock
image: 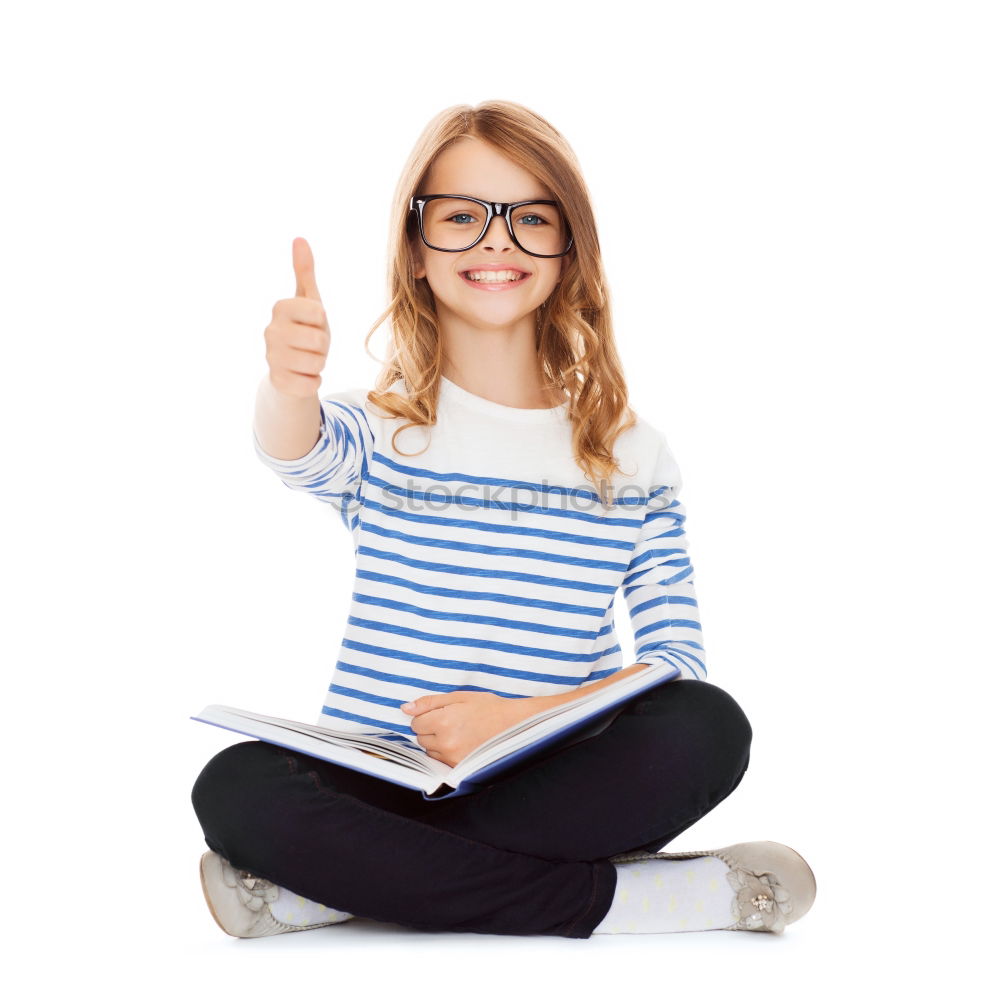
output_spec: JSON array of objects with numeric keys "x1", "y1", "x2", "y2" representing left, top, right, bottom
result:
[
  {"x1": 271, "y1": 885, "x2": 354, "y2": 927},
  {"x1": 593, "y1": 855, "x2": 736, "y2": 934}
]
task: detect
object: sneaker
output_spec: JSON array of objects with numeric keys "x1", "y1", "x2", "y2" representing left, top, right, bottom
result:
[
  {"x1": 608, "y1": 840, "x2": 816, "y2": 934},
  {"x1": 199, "y1": 851, "x2": 354, "y2": 938}
]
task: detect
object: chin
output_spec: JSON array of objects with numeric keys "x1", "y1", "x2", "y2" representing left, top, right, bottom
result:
[{"x1": 466, "y1": 307, "x2": 543, "y2": 327}]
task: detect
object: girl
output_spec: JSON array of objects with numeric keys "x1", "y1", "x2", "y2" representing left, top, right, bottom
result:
[{"x1": 191, "y1": 100, "x2": 816, "y2": 940}]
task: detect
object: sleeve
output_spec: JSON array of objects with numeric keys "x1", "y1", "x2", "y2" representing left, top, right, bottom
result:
[
  {"x1": 252, "y1": 391, "x2": 373, "y2": 523},
  {"x1": 620, "y1": 432, "x2": 707, "y2": 681}
]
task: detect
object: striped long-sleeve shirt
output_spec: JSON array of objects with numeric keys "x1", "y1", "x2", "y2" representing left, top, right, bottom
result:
[{"x1": 253, "y1": 374, "x2": 706, "y2": 742}]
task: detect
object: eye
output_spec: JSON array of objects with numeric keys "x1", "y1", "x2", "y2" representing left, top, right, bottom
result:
[
  {"x1": 519, "y1": 214, "x2": 548, "y2": 226},
  {"x1": 446, "y1": 213, "x2": 476, "y2": 224}
]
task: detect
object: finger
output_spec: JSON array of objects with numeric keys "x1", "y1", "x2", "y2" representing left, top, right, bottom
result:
[
  {"x1": 408, "y1": 712, "x2": 440, "y2": 736},
  {"x1": 275, "y1": 296, "x2": 327, "y2": 331},
  {"x1": 403, "y1": 696, "x2": 436, "y2": 716},
  {"x1": 281, "y1": 320, "x2": 329, "y2": 352},
  {"x1": 276, "y1": 346, "x2": 326, "y2": 375},
  {"x1": 292, "y1": 236, "x2": 323, "y2": 303},
  {"x1": 411, "y1": 705, "x2": 450, "y2": 729},
  {"x1": 405, "y1": 693, "x2": 461, "y2": 716}
]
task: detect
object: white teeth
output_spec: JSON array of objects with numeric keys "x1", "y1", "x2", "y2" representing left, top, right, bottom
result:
[{"x1": 464, "y1": 270, "x2": 524, "y2": 282}]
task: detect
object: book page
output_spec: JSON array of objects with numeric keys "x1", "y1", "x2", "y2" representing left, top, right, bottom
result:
[{"x1": 193, "y1": 705, "x2": 453, "y2": 784}]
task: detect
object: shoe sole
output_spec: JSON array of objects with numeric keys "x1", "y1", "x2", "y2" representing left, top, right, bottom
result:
[{"x1": 199, "y1": 851, "x2": 240, "y2": 937}]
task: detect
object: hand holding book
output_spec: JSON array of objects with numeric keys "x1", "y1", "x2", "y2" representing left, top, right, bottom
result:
[
  {"x1": 402, "y1": 691, "x2": 553, "y2": 768},
  {"x1": 401, "y1": 662, "x2": 654, "y2": 768}
]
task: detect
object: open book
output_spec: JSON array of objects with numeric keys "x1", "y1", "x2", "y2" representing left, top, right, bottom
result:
[{"x1": 192, "y1": 661, "x2": 680, "y2": 800}]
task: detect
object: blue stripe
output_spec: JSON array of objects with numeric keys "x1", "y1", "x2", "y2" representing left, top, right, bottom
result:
[
  {"x1": 354, "y1": 568, "x2": 610, "y2": 616},
  {"x1": 343, "y1": 622, "x2": 623, "y2": 664},
  {"x1": 633, "y1": 618, "x2": 702, "y2": 640},
  {"x1": 623, "y1": 562, "x2": 693, "y2": 589},
  {"x1": 361, "y1": 520, "x2": 629, "y2": 572},
  {"x1": 630, "y1": 593, "x2": 699, "y2": 615},
  {"x1": 332, "y1": 662, "x2": 537, "y2": 698},
  {"x1": 358, "y1": 545, "x2": 618, "y2": 595},
  {"x1": 350, "y1": 591, "x2": 613, "y2": 639},
  {"x1": 368, "y1": 474, "x2": 646, "y2": 524},
  {"x1": 371, "y1": 451, "x2": 632, "y2": 504},
  {"x1": 363, "y1": 496, "x2": 637, "y2": 549},
  {"x1": 340, "y1": 640, "x2": 624, "y2": 682}
]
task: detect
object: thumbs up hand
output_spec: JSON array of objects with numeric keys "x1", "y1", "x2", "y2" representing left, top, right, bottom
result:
[{"x1": 264, "y1": 237, "x2": 331, "y2": 398}]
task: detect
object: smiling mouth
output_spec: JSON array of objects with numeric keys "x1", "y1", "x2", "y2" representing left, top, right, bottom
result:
[{"x1": 461, "y1": 269, "x2": 529, "y2": 284}]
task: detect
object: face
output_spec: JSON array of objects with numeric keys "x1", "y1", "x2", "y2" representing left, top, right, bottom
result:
[{"x1": 411, "y1": 136, "x2": 565, "y2": 331}]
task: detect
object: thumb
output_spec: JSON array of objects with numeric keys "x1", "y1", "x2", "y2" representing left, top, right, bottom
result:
[{"x1": 292, "y1": 236, "x2": 323, "y2": 302}]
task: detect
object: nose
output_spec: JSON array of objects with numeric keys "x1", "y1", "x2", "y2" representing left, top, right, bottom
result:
[{"x1": 479, "y1": 211, "x2": 515, "y2": 251}]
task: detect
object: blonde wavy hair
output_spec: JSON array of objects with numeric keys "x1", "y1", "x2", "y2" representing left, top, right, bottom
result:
[{"x1": 362, "y1": 99, "x2": 639, "y2": 507}]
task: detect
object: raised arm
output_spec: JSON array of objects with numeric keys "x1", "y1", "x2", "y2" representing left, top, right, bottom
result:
[
  {"x1": 253, "y1": 238, "x2": 371, "y2": 518},
  {"x1": 254, "y1": 375, "x2": 321, "y2": 460}
]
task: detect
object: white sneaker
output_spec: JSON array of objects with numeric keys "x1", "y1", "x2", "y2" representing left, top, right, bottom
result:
[{"x1": 199, "y1": 851, "x2": 355, "y2": 938}]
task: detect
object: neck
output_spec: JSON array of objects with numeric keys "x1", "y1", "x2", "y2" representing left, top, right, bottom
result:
[{"x1": 437, "y1": 311, "x2": 564, "y2": 409}]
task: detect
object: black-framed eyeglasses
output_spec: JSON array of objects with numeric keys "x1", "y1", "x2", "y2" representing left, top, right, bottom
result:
[{"x1": 409, "y1": 193, "x2": 574, "y2": 259}]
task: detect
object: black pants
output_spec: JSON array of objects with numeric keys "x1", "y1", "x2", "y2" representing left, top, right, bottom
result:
[{"x1": 191, "y1": 678, "x2": 752, "y2": 939}]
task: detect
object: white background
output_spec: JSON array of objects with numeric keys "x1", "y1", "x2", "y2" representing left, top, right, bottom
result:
[{"x1": 2, "y1": 0, "x2": 995, "y2": 994}]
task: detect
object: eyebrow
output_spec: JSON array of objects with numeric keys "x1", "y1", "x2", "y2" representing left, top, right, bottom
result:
[{"x1": 433, "y1": 193, "x2": 555, "y2": 203}]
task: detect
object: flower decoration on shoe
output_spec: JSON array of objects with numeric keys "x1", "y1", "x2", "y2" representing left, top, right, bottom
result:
[
  {"x1": 221, "y1": 863, "x2": 280, "y2": 913},
  {"x1": 726, "y1": 866, "x2": 793, "y2": 933}
]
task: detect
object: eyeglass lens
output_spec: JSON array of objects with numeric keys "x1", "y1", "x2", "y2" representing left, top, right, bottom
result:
[{"x1": 421, "y1": 198, "x2": 570, "y2": 256}]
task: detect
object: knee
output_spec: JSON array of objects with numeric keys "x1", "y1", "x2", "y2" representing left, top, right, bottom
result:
[
  {"x1": 687, "y1": 681, "x2": 753, "y2": 785},
  {"x1": 679, "y1": 679, "x2": 752, "y2": 757},
  {"x1": 692, "y1": 680, "x2": 752, "y2": 747},
  {"x1": 191, "y1": 740, "x2": 281, "y2": 828},
  {"x1": 630, "y1": 679, "x2": 753, "y2": 778}
]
